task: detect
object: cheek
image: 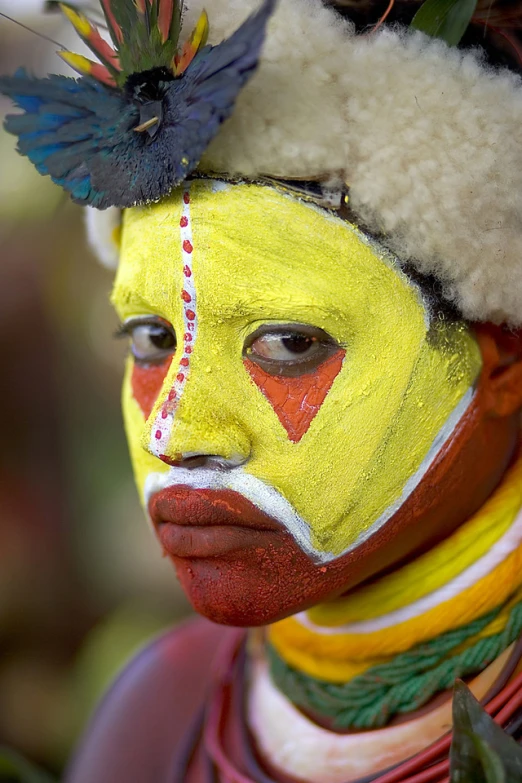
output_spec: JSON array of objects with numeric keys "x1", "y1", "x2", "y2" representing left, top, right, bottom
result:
[
  {"x1": 244, "y1": 350, "x2": 346, "y2": 443},
  {"x1": 131, "y1": 357, "x2": 173, "y2": 419}
]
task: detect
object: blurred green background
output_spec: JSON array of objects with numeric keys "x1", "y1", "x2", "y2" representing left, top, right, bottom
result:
[{"x1": 0, "y1": 4, "x2": 192, "y2": 777}]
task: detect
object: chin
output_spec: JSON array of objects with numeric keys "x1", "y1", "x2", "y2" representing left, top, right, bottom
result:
[{"x1": 169, "y1": 542, "x2": 327, "y2": 627}]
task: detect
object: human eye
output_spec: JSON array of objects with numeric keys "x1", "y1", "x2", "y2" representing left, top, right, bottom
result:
[
  {"x1": 117, "y1": 316, "x2": 176, "y2": 365},
  {"x1": 244, "y1": 323, "x2": 340, "y2": 377}
]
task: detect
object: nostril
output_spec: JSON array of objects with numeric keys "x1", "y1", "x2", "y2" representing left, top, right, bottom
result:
[
  {"x1": 181, "y1": 455, "x2": 218, "y2": 470},
  {"x1": 158, "y1": 453, "x2": 248, "y2": 470}
]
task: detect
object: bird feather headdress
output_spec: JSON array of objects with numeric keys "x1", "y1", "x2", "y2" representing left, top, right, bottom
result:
[
  {"x1": 0, "y1": 0, "x2": 276, "y2": 209},
  {"x1": 1, "y1": 0, "x2": 522, "y2": 326}
]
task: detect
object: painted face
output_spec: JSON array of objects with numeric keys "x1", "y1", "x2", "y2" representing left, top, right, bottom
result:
[{"x1": 112, "y1": 180, "x2": 482, "y2": 622}]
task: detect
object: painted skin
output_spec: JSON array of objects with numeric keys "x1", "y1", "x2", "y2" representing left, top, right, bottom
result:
[{"x1": 108, "y1": 180, "x2": 521, "y2": 627}]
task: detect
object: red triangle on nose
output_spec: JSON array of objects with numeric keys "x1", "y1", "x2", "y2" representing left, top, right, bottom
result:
[{"x1": 244, "y1": 350, "x2": 345, "y2": 443}]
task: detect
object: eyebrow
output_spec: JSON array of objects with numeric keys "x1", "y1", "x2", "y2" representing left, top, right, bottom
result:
[
  {"x1": 112, "y1": 282, "x2": 347, "y2": 328},
  {"x1": 213, "y1": 297, "x2": 339, "y2": 322}
]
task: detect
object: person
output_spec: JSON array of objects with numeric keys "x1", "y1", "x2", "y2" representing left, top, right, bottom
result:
[{"x1": 1, "y1": 1, "x2": 522, "y2": 781}]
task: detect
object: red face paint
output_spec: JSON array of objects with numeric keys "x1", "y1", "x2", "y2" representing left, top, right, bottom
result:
[
  {"x1": 131, "y1": 358, "x2": 173, "y2": 419},
  {"x1": 244, "y1": 350, "x2": 346, "y2": 442}
]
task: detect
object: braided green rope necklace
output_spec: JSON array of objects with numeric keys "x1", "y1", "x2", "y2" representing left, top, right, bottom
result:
[{"x1": 268, "y1": 600, "x2": 522, "y2": 730}]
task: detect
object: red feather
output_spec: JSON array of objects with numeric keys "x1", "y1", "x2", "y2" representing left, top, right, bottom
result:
[
  {"x1": 90, "y1": 62, "x2": 118, "y2": 86},
  {"x1": 158, "y1": 0, "x2": 175, "y2": 43},
  {"x1": 101, "y1": 0, "x2": 124, "y2": 43},
  {"x1": 86, "y1": 25, "x2": 122, "y2": 71}
]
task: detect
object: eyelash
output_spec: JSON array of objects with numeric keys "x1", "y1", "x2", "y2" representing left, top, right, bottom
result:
[
  {"x1": 115, "y1": 323, "x2": 130, "y2": 340},
  {"x1": 115, "y1": 318, "x2": 165, "y2": 338}
]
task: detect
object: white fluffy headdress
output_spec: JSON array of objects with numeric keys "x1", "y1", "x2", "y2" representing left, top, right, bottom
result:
[{"x1": 88, "y1": 0, "x2": 522, "y2": 326}]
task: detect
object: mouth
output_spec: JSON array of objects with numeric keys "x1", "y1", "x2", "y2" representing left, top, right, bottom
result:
[{"x1": 148, "y1": 486, "x2": 283, "y2": 558}]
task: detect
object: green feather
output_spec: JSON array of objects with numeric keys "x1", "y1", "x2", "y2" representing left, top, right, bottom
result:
[
  {"x1": 101, "y1": 0, "x2": 184, "y2": 82},
  {"x1": 106, "y1": 0, "x2": 139, "y2": 40},
  {"x1": 169, "y1": 1, "x2": 184, "y2": 52}
]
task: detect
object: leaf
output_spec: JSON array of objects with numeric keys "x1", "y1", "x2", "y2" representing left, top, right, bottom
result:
[
  {"x1": 0, "y1": 748, "x2": 56, "y2": 783},
  {"x1": 450, "y1": 680, "x2": 522, "y2": 783},
  {"x1": 411, "y1": 0, "x2": 478, "y2": 46},
  {"x1": 472, "y1": 736, "x2": 506, "y2": 783}
]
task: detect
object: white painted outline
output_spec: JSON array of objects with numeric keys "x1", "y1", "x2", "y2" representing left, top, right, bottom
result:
[
  {"x1": 144, "y1": 387, "x2": 475, "y2": 564},
  {"x1": 148, "y1": 186, "x2": 197, "y2": 458}
]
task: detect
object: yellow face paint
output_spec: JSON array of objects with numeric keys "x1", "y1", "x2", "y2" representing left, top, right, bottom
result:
[{"x1": 112, "y1": 181, "x2": 482, "y2": 560}]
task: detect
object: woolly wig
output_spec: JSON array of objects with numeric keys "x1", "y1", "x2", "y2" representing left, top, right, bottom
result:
[{"x1": 86, "y1": 0, "x2": 522, "y2": 326}]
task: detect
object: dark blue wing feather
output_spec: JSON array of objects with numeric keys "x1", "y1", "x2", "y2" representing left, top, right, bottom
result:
[
  {"x1": 0, "y1": 0, "x2": 276, "y2": 209},
  {"x1": 0, "y1": 70, "x2": 135, "y2": 207}
]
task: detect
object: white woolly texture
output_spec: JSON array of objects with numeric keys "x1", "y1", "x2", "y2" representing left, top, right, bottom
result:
[
  {"x1": 182, "y1": 0, "x2": 522, "y2": 326},
  {"x1": 85, "y1": 206, "x2": 121, "y2": 270}
]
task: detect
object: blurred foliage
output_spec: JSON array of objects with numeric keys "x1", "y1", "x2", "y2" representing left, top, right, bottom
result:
[
  {"x1": 0, "y1": 8, "x2": 191, "y2": 778},
  {"x1": 0, "y1": 748, "x2": 55, "y2": 783}
]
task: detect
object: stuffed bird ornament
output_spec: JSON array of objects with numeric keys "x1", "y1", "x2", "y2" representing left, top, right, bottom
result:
[{"x1": 0, "y1": 0, "x2": 276, "y2": 209}]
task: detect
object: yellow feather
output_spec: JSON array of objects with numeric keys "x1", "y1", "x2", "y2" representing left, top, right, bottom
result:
[
  {"x1": 59, "y1": 4, "x2": 92, "y2": 38},
  {"x1": 190, "y1": 10, "x2": 210, "y2": 52},
  {"x1": 57, "y1": 51, "x2": 93, "y2": 76}
]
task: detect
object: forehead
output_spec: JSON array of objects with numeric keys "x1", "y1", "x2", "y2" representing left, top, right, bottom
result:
[{"x1": 113, "y1": 181, "x2": 427, "y2": 332}]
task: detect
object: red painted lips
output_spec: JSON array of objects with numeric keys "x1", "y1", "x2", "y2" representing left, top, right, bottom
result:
[{"x1": 148, "y1": 487, "x2": 283, "y2": 558}]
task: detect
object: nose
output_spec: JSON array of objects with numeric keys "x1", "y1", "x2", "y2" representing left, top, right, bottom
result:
[{"x1": 141, "y1": 360, "x2": 253, "y2": 469}]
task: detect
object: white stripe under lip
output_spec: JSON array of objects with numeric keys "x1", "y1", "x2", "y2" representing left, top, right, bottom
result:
[
  {"x1": 143, "y1": 385, "x2": 475, "y2": 564},
  {"x1": 144, "y1": 466, "x2": 316, "y2": 557},
  {"x1": 148, "y1": 186, "x2": 197, "y2": 458}
]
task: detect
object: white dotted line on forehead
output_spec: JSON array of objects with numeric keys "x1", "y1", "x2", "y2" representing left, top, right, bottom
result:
[{"x1": 148, "y1": 186, "x2": 198, "y2": 459}]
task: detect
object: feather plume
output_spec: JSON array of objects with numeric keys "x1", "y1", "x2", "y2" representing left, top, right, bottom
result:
[{"x1": 59, "y1": 5, "x2": 121, "y2": 75}]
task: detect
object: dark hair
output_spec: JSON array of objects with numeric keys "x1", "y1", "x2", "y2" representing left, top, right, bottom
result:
[
  {"x1": 401, "y1": 265, "x2": 462, "y2": 325},
  {"x1": 328, "y1": 0, "x2": 522, "y2": 75}
]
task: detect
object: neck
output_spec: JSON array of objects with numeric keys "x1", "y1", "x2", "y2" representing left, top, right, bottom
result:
[{"x1": 265, "y1": 451, "x2": 522, "y2": 731}]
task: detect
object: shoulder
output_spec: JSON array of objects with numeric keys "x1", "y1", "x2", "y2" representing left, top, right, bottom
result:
[{"x1": 66, "y1": 616, "x2": 232, "y2": 783}]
